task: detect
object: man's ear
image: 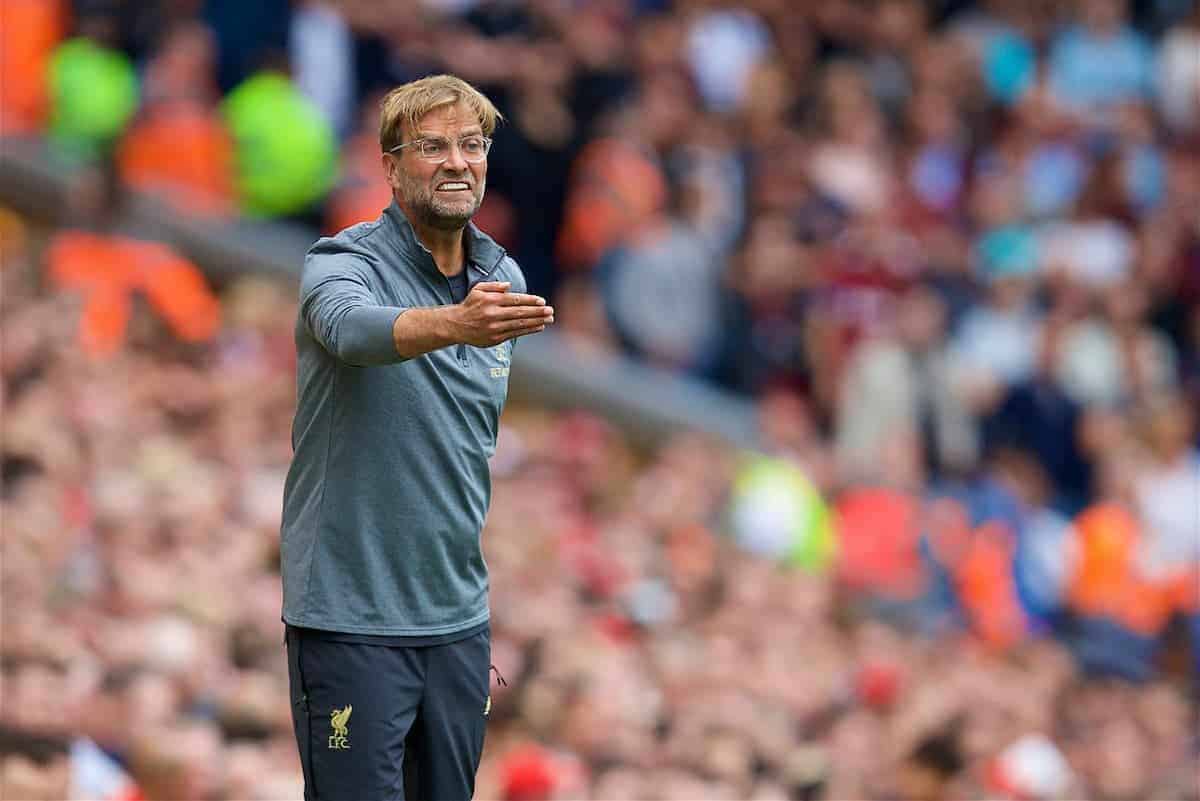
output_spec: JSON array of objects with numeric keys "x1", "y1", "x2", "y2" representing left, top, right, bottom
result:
[{"x1": 381, "y1": 153, "x2": 399, "y2": 188}]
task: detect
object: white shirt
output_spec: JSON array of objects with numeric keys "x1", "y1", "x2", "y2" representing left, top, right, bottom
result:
[
  {"x1": 1135, "y1": 451, "x2": 1200, "y2": 577},
  {"x1": 686, "y1": 9, "x2": 772, "y2": 112}
]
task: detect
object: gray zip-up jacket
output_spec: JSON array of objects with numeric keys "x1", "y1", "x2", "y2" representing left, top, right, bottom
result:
[{"x1": 280, "y1": 201, "x2": 524, "y2": 635}]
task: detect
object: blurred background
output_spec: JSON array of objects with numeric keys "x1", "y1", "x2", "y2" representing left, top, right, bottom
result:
[{"x1": 1, "y1": 0, "x2": 1199, "y2": 798}]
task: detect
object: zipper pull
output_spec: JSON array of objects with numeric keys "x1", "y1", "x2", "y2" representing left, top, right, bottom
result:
[{"x1": 490, "y1": 664, "x2": 507, "y2": 687}]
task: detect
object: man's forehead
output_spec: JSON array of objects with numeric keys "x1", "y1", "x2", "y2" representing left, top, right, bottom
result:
[{"x1": 411, "y1": 103, "x2": 482, "y2": 137}]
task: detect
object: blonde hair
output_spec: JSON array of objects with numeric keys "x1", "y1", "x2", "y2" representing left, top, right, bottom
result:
[{"x1": 379, "y1": 74, "x2": 502, "y2": 153}]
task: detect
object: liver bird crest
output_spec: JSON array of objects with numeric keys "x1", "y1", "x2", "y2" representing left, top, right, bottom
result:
[{"x1": 331, "y1": 705, "x2": 352, "y2": 737}]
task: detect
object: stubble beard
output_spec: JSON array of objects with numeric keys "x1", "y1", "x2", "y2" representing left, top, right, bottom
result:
[{"x1": 402, "y1": 173, "x2": 486, "y2": 232}]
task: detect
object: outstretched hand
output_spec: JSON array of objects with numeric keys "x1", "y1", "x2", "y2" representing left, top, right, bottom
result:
[{"x1": 451, "y1": 281, "x2": 554, "y2": 347}]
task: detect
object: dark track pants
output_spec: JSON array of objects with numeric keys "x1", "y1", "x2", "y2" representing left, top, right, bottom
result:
[{"x1": 286, "y1": 626, "x2": 492, "y2": 801}]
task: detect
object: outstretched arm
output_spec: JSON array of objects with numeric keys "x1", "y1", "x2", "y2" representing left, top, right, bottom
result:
[{"x1": 391, "y1": 281, "x2": 553, "y2": 359}]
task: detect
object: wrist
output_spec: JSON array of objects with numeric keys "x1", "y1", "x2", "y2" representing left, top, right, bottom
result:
[{"x1": 437, "y1": 303, "x2": 465, "y2": 346}]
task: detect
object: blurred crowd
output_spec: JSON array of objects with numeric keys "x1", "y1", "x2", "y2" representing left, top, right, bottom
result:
[
  {"x1": 1, "y1": 235, "x2": 1196, "y2": 799},
  {"x1": 2, "y1": 0, "x2": 1200, "y2": 799},
  {"x1": 2, "y1": 211, "x2": 1198, "y2": 800}
]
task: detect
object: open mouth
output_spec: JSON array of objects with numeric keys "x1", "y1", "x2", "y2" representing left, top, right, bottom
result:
[{"x1": 436, "y1": 181, "x2": 471, "y2": 192}]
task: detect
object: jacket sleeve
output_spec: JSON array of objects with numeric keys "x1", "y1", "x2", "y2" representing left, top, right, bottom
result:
[{"x1": 299, "y1": 250, "x2": 407, "y2": 366}]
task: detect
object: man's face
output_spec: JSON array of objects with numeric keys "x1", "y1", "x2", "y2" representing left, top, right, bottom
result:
[{"x1": 385, "y1": 103, "x2": 487, "y2": 231}]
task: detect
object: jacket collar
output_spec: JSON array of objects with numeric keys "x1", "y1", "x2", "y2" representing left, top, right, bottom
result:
[{"x1": 384, "y1": 199, "x2": 506, "y2": 282}]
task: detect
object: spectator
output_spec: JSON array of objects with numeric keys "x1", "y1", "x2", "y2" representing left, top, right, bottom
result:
[
  {"x1": 555, "y1": 91, "x2": 670, "y2": 272},
  {"x1": 1157, "y1": 4, "x2": 1200, "y2": 135},
  {"x1": 1039, "y1": 156, "x2": 1138, "y2": 291},
  {"x1": 950, "y1": 239, "x2": 1043, "y2": 408},
  {"x1": 0, "y1": 0, "x2": 66, "y2": 134},
  {"x1": 1132, "y1": 393, "x2": 1200, "y2": 576},
  {"x1": 1054, "y1": 278, "x2": 1178, "y2": 408},
  {"x1": 807, "y1": 60, "x2": 893, "y2": 215},
  {"x1": 835, "y1": 283, "x2": 976, "y2": 484},
  {"x1": 682, "y1": 0, "x2": 773, "y2": 113},
  {"x1": 116, "y1": 21, "x2": 236, "y2": 216},
  {"x1": 1048, "y1": 0, "x2": 1155, "y2": 120},
  {"x1": 324, "y1": 91, "x2": 395, "y2": 233},
  {"x1": 982, "y1": 314, "x2": 1091, "y2": 509},
  {"x1": 721, "y1": 213, "x2": 816, "y2": 394},
  {"x1": 289, "y1": 0, "x2": 355, "y2": 139}
]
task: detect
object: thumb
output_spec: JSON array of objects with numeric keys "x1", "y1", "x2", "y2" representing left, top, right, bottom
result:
[{"x1": 473, "y1": 281, "x2": 511, "y2": 293}]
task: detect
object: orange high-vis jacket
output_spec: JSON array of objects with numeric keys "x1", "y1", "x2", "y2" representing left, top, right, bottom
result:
[
  {"x1": 555, "y1": 138, "x2": 667, "y2": 270},
  {"x1": 0, "y1": 0, "x2": 65, "y2": 133},
  {"x1": 1067, "y1": 503, "x2": 1175, "y2": 636},
  {"x1": 955, "y1": 521, "x2": 1028, "y2": 651},
  {"x1": 117, "y1": 102, "x2": 236, "y2": 216}
]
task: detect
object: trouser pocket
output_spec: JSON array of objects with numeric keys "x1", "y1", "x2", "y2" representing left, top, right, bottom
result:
[
  {"x1": 286, "y1": 628, "x2": 317, "y2": 800},
  {"x1": 288, "y1": 628, "x2": 425, "y2": 800}
]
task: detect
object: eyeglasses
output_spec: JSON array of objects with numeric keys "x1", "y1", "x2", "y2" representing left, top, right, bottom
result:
[{"x1": 388, "y1": 135, "x2": 492, "y2": 164}]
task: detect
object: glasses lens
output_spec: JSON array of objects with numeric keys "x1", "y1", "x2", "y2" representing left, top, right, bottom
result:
[
  {"x1": 462, "y1": 137, "x2": 487, "y2": 161},
  {"x1": 419, "y1": 139, "x2": 448, "y2": 161},
  {"x1": 411, "y1": 137, "x2": 489, "y2": 162}
]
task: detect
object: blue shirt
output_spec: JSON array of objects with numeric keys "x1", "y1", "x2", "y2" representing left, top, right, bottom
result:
[{"x1": 1049, "y1": 25, "x2": 1155, "y2": 110}]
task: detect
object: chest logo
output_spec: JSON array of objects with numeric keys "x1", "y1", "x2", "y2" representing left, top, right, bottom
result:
[{"x1": 490, "y1": 343, "x2": 511, "y2": 378}]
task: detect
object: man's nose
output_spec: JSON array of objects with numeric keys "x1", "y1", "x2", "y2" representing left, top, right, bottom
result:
[{"x1": 443, "y1": 142, "x2": 469, "y2": 171}]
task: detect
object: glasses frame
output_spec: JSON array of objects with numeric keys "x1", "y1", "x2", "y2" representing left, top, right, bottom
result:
[{"x1": 387, "y1": 135, "x2": 493, "y2": 164}]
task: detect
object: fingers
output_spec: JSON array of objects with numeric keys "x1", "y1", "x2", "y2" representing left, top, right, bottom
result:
[
  {"x1": 511, "y1": 325, "x2": 546, "y2": 339},
  {"x1": 468, "y1": 283, "x2": 545, "y2": 309},
  {"x1": 497, "y1": 324, "x2": 546, "y2": 343},
  {"x1": 496, "y1": 305, "x2": 554, "y2": 321},
  {"x1": 500, "y1": 313, "x2": 553, "y2": 333},
  {"x1": 470, "y1": 283, "x2": 540, "y2": 306},
  {"x1": 497, "y1": 292, "x2": 546, "y2": 307},
  {"x1": 485, "y1": 305, "x2": 554, "y2": 327},
  {"x1": 483, "y1": 314, "x2": 552, "y2": 345}
]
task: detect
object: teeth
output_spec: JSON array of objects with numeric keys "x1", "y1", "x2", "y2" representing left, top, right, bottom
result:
[{"x1": 438, "y1": 183, "x2": 469, "y2": 190}]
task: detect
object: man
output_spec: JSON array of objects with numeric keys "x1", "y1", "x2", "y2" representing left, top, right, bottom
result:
[{"x1": 280, "y1": 74, "x2": 554, "y2": 801}]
